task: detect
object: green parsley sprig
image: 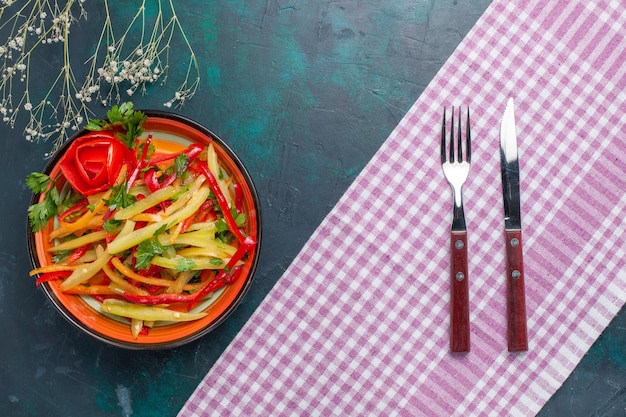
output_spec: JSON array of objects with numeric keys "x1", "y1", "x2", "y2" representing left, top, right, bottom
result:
[
  {"x1": 85, "y1": 102, "x2": 147, "y2": 149},
  {"x1": 26, "y1": 173, "x2": 81, "y2": 232},
  {"x1": 176, "y1": 258, "x2": 197, "y2": 272},
  {"x1": 135, "y1": 237, "x2": 168, "y2": 270},
  {"x1": 27, "y1": 173, "x2": 59, "y2": 232},
  {"x1": 103, "y1": 181, "x2": 137, "y2": 211}
]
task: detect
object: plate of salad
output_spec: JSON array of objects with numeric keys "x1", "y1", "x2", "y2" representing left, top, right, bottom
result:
[{"x1": 26, "y1": 103, "x2": 261, "y2": 349}]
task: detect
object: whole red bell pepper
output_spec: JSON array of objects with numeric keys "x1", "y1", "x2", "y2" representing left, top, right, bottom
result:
[{"x1": 58, "y1": 131, "x2": 135, "y2": 196}]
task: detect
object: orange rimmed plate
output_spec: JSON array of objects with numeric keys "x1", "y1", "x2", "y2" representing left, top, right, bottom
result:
[{"x1": 27, "y1": 111, "x2": 261, "y2": 349}]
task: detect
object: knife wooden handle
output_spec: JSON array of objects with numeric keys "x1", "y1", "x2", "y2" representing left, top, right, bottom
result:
[
  {"x1": 505, "y1": 229, "x2": 528, "y2": 352},
  {"x1": 450, "y1": 230, "x2": 470, "y2": 352}
]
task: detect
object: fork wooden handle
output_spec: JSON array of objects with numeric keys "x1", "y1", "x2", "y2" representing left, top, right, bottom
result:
[
  {"x1": 450, "y1": 230, "x2": 470, "y2": 352},
  {"x1": 505, "y1": 229, "x2": 528, "y2": 352}
]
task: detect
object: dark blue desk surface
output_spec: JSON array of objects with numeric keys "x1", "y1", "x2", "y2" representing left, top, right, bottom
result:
[{"x1": 1, "y1": 2, "x2": 624, "y2": 416}]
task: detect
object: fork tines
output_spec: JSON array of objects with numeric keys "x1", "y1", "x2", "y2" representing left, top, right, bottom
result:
[{"x1": 441, "y1": 106, "x2": 471, "y2": 165}]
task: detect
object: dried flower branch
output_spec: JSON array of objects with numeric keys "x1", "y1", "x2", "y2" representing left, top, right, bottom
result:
[{"x1": 0, "y1": 0, "x2": 199, "y2": 155}]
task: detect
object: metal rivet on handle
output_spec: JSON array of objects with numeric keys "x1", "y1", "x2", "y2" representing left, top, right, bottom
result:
[
  {"x1": 456, "y1": 272, "x2": 465, "y2": 281},
  {"x1": 511, "y1": 238, "x2": 519, "y2": 247},
  {"x1": 455, "y1": 240, "x2": 464, "y2": 250},
  {"x1": 512, "y1": 270, "x2": 521, "y2": 279}
]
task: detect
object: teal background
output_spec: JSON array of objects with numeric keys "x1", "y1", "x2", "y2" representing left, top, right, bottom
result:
[{"x1": 1, "y1": 1, "x2": 624, "y2": 416}]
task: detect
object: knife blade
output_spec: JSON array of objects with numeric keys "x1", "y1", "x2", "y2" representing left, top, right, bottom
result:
[{"x1": 500, "y1": 98, "x2": 528, "y2": 352}]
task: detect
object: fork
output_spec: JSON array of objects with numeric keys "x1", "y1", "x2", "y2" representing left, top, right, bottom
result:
[{"x1": 440, "y1": 106, "x2": 471, "y2": 353}]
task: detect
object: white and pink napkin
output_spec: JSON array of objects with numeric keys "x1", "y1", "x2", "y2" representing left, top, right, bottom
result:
[{"x1": 180, "y1": 1, "x2": 626, "y2": 415}]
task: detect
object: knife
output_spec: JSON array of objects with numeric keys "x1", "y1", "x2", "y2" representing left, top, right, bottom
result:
[{"x1": 500, "y1": 98, "x2": 528, "y2": 352}]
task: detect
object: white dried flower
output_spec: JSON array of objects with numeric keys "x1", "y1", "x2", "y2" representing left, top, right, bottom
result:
[{"x1": 0, "y1": 0, "x2": 198, "y2": 155}]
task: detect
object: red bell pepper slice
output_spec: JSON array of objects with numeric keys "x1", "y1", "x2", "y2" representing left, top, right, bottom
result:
[
  {"x1": 143, "y1": 169, "x2": 177, "y2": 193},
  {"x1": 233, "y1": 183, "x2": 243, "y2": 215},
  {"x1": 126, "y1": 135, "x2": 153, "y2": 192},
  {"x1": 197, "y1": 200, "x2": 217, "y2": 222},
  {"x1": 67, "y1": 243, "x2": 91, "y2": 264},
  {"x1": 58, "y1": 199, "x2": 89, "y2": 222},
  {"x1": 122, "y1": 266, "x2": 244, "y2": 308},
  {"x1": 143, "y1": 169, "x2": 160, "y2": 193},
  {"x1": 144, "y1": 143, "x2": 203, "y2": 192},
  {"x1": 179, "y1": 199, "x2": 216, "y2": 234},
  {"x1": 185, "y1": 265, "x2": 245, "y2": 311},
  {"x1": 36, "y1": 271, "x2": 72, "y2": 286},
  {"x1": 148, "y1": 143, "x2": 204, "y2": 166},
  {"x1": 179, "y1": 214, "x2": 196, "y2": 234},
  {"x1": 191, "y1": 162, "x2": 246, "y2": 244}
]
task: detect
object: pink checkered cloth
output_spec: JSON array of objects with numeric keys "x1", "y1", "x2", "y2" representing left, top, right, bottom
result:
[{"x1": 180, "y1": 1, "x2": 626, "y2": 416}]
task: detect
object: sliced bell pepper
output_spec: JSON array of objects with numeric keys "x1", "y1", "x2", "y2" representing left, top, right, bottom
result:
[
  {"x1": 143, "y1": 169, "x2": 177, "y2": 193},
  {"x1": 233, "y1": 183, "x2": 243, "y2": 215},
  {"x1": 35, "y1": 270, "x2": 72, "y2": 286},
  {"x1": 143, "y1": 143, "x2": 203, "y2": 192},
  {"x1": 126, "y1": 135, "x2": 153, "y2": 191},
  {"x1": 177, "y1": 200, "x2": 213, "y2": 234},
  {"x1": 191, "y1": 162, "x2": 246, "y2": 243},
  {"x1": 58, "y1": 199, "x2": 89, "y2": 222},
  {"x1": 67, "y1": 243, "x2": 91, "y2": 264},
  {"x1": 122, "y1": 236, "x2": 256, "y2": 307},
  {"x1": 148, "y1": 143, "x2": 204, "y2": 166}
]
